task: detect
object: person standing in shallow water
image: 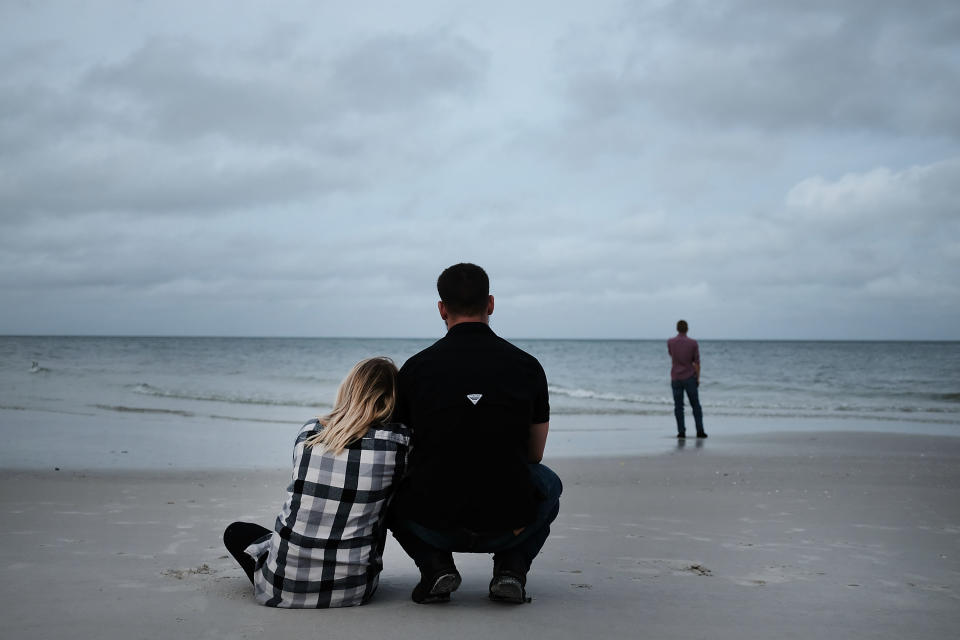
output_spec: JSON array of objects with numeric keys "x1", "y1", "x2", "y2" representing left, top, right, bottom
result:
[{"x1": 668, "y1": 320, "x2": 707, "y2": 439}]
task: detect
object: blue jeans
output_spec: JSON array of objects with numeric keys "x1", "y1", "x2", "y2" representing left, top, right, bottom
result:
[
  {"x1": 391, "y1": 463, "x2": 562, "y2": 572},
  {"x1": 672, "y1": 376, "x2": 704, "y2": 435}
]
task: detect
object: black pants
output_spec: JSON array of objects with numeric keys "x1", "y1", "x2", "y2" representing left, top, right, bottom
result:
[
  {"x1": 223, "y1": 521, "x2": 271, "y2": 583},
  {"x1": 390, "y1": 464, "x2": 562, "y2": 574}
]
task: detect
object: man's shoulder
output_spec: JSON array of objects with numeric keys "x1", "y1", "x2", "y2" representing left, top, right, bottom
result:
[
  {"x1": 400, "y1": 329, "x2": 543, "y2": 377},
  {"x1": 399, "y1": 333, "x2": 448, "y2": 363},
  {"x1": 481, "y1": 332, "x2": 544, "y2": 372},
  {"x1": 491, "y1": 331, "x2": 530, "y2": 352}
]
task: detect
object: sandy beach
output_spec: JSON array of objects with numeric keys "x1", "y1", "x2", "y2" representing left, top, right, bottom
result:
[{"x1": 2, "y1": 430, "x2": 958, "y2": 639}]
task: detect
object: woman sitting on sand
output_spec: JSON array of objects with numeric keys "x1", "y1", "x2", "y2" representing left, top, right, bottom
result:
[{"x1": 223, "y1": 357, "x2": 410, "y2": 608}]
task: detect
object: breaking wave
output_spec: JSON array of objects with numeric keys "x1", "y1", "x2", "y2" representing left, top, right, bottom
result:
[{"x1": 129, "y1": 383, "x2": 326, "y2": 409}]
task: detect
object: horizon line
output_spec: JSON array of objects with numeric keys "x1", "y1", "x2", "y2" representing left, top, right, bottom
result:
[{"x1": 2, "y1": 334, "x2": 958, "y2": 343}]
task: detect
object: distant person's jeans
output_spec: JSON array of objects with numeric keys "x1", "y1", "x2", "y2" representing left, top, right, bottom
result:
[
  {"x1": 390, "y1": 463, "x2": 562, "y2": 572},
  {"x1": 672, "y1": 375, "x2": 704, "y2": 435}
]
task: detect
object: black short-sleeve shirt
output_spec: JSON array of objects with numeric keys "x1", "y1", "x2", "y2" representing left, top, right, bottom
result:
[{"x1": 392, "y1": 322, "x2": 550, "y2": 532}]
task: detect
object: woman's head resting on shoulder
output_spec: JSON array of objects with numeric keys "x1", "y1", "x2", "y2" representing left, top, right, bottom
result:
[{"x1": 305, "y1": 357, "x2": 398, "y2": 455}]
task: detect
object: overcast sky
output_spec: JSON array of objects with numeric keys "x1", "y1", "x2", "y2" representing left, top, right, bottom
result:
[{"x1": 1, "y1": 1, "x2": 958, "y2": 340}]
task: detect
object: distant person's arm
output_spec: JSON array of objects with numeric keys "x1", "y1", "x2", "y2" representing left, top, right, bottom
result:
[
  {"x1": 691, "y1": 341, "x2": 701, "y2": 383},
  {"x1": 529, "y1": 422, "x2": 549, "y2": 463}
]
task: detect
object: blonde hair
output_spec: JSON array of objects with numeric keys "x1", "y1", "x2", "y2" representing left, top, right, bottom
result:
[{"x1": 304, "y1": 357, "x2": 398, "y2": 455}]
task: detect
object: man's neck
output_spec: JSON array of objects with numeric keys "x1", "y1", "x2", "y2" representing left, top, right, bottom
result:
[
  {"x1": 446, "y1": 315, "x2": 489, "y2": 330},
  {"x1": 439, "y1": 295, "x2": 494, "y2": 329}
]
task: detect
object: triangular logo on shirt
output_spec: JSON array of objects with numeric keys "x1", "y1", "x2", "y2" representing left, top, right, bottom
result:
[{"x1": 466, "y1": 393, "x2": 482, "y2": 405}]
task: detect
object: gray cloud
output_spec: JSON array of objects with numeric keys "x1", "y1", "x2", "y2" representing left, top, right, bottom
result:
[
  {"x1": 0, "y1": 28, "x2": 488, "y2": 219},
  {"x1": 0, "y1": 140, "x2": 358, "y2": 218},
  {"x1": 0, "y1": 1, "x2": 957, "y2": 339},
  {"x1": 559, "y1": 0, "x2": 960, "y2": 136},
  {"x1": 328, "y1": 32, "x2": 487, "y2": 115}
]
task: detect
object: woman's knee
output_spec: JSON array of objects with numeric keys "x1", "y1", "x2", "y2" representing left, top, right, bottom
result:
[{"x1": 223, "y1": 521, "x2": 269, "y2": 552}]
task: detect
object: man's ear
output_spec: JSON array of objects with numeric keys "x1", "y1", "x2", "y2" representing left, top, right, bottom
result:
[
  {"x1": 487, "y1": 295, "x2": 494, "y2": 316},
  {"x1": 438, "y1": 300, "x2": 448, "y2": 320}
]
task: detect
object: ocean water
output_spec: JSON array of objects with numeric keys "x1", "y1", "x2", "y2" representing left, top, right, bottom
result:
[{"x1": 1, "y1": 336, "x2": 958, "y2": 467}]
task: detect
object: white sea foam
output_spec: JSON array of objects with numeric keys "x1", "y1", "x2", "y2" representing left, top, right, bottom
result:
[{"x1": 1, "y1": 336, "x2": 957, "y2": 426}]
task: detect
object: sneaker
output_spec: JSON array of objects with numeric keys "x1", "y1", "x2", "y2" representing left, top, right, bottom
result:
[
  {"x1": 696, "y1": 432, "x2": 708, "y2": 438},
  {"x1": 411, "y1": 556, "x2": 461, "y2": 604},
  {"x1": 489, "y1": 552, "x2": 528, "y2": 604},
  {"x1": 677, "y1": 432, "x2": 686, "y2": 439},
  {"x1": 489, "y1": 573, "x2": 527, "y2": 603}
]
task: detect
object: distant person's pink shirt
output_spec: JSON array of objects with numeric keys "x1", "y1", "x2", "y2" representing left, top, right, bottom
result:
[{"x1": 667, "y1": 334, "x2": 700, "y2": 381}]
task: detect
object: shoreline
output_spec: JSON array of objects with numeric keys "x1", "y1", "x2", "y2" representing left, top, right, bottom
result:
[
  {"x1": 2, "y1": 431, "x2": 958, "y2": 639},
  {"x1": 2, "y1": 404, "x2": 958, "y2": 471},
  {"x1": 2, "y1": 427, "x2": 958, "y2": 474}
]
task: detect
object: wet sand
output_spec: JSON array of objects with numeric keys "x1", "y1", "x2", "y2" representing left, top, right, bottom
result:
[{"x1": 1, "y1": 430, "x2": 958, "y2": 639}]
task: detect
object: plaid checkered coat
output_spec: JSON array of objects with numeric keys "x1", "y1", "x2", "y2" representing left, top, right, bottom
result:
[{"x1": 245, "y1": 419, "x2": 410, "y2": 607}]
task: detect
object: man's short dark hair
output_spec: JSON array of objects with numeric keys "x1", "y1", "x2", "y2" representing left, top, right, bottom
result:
[
  {"x1": 437, "y1": 263, "x2": 490, "y2": 316},
  {"x1": 677, "y1": 319, "x2": 688, "y2": 333}
]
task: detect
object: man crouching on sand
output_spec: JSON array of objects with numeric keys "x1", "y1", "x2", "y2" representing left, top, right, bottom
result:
[{"x1": 388, "y1": 263, "x2": 562, "y2": 604}]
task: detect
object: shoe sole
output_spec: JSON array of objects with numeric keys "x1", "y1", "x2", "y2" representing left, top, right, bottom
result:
[
  {"x1": 415, "y1": 571, "x2": 461, "y2": 604},
  {"x1": 489, "y1": 576, "x2": 527, "y2": 604},
  {"x1": 430, "y1": 572, "x2": 461, "y2": 596}
]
